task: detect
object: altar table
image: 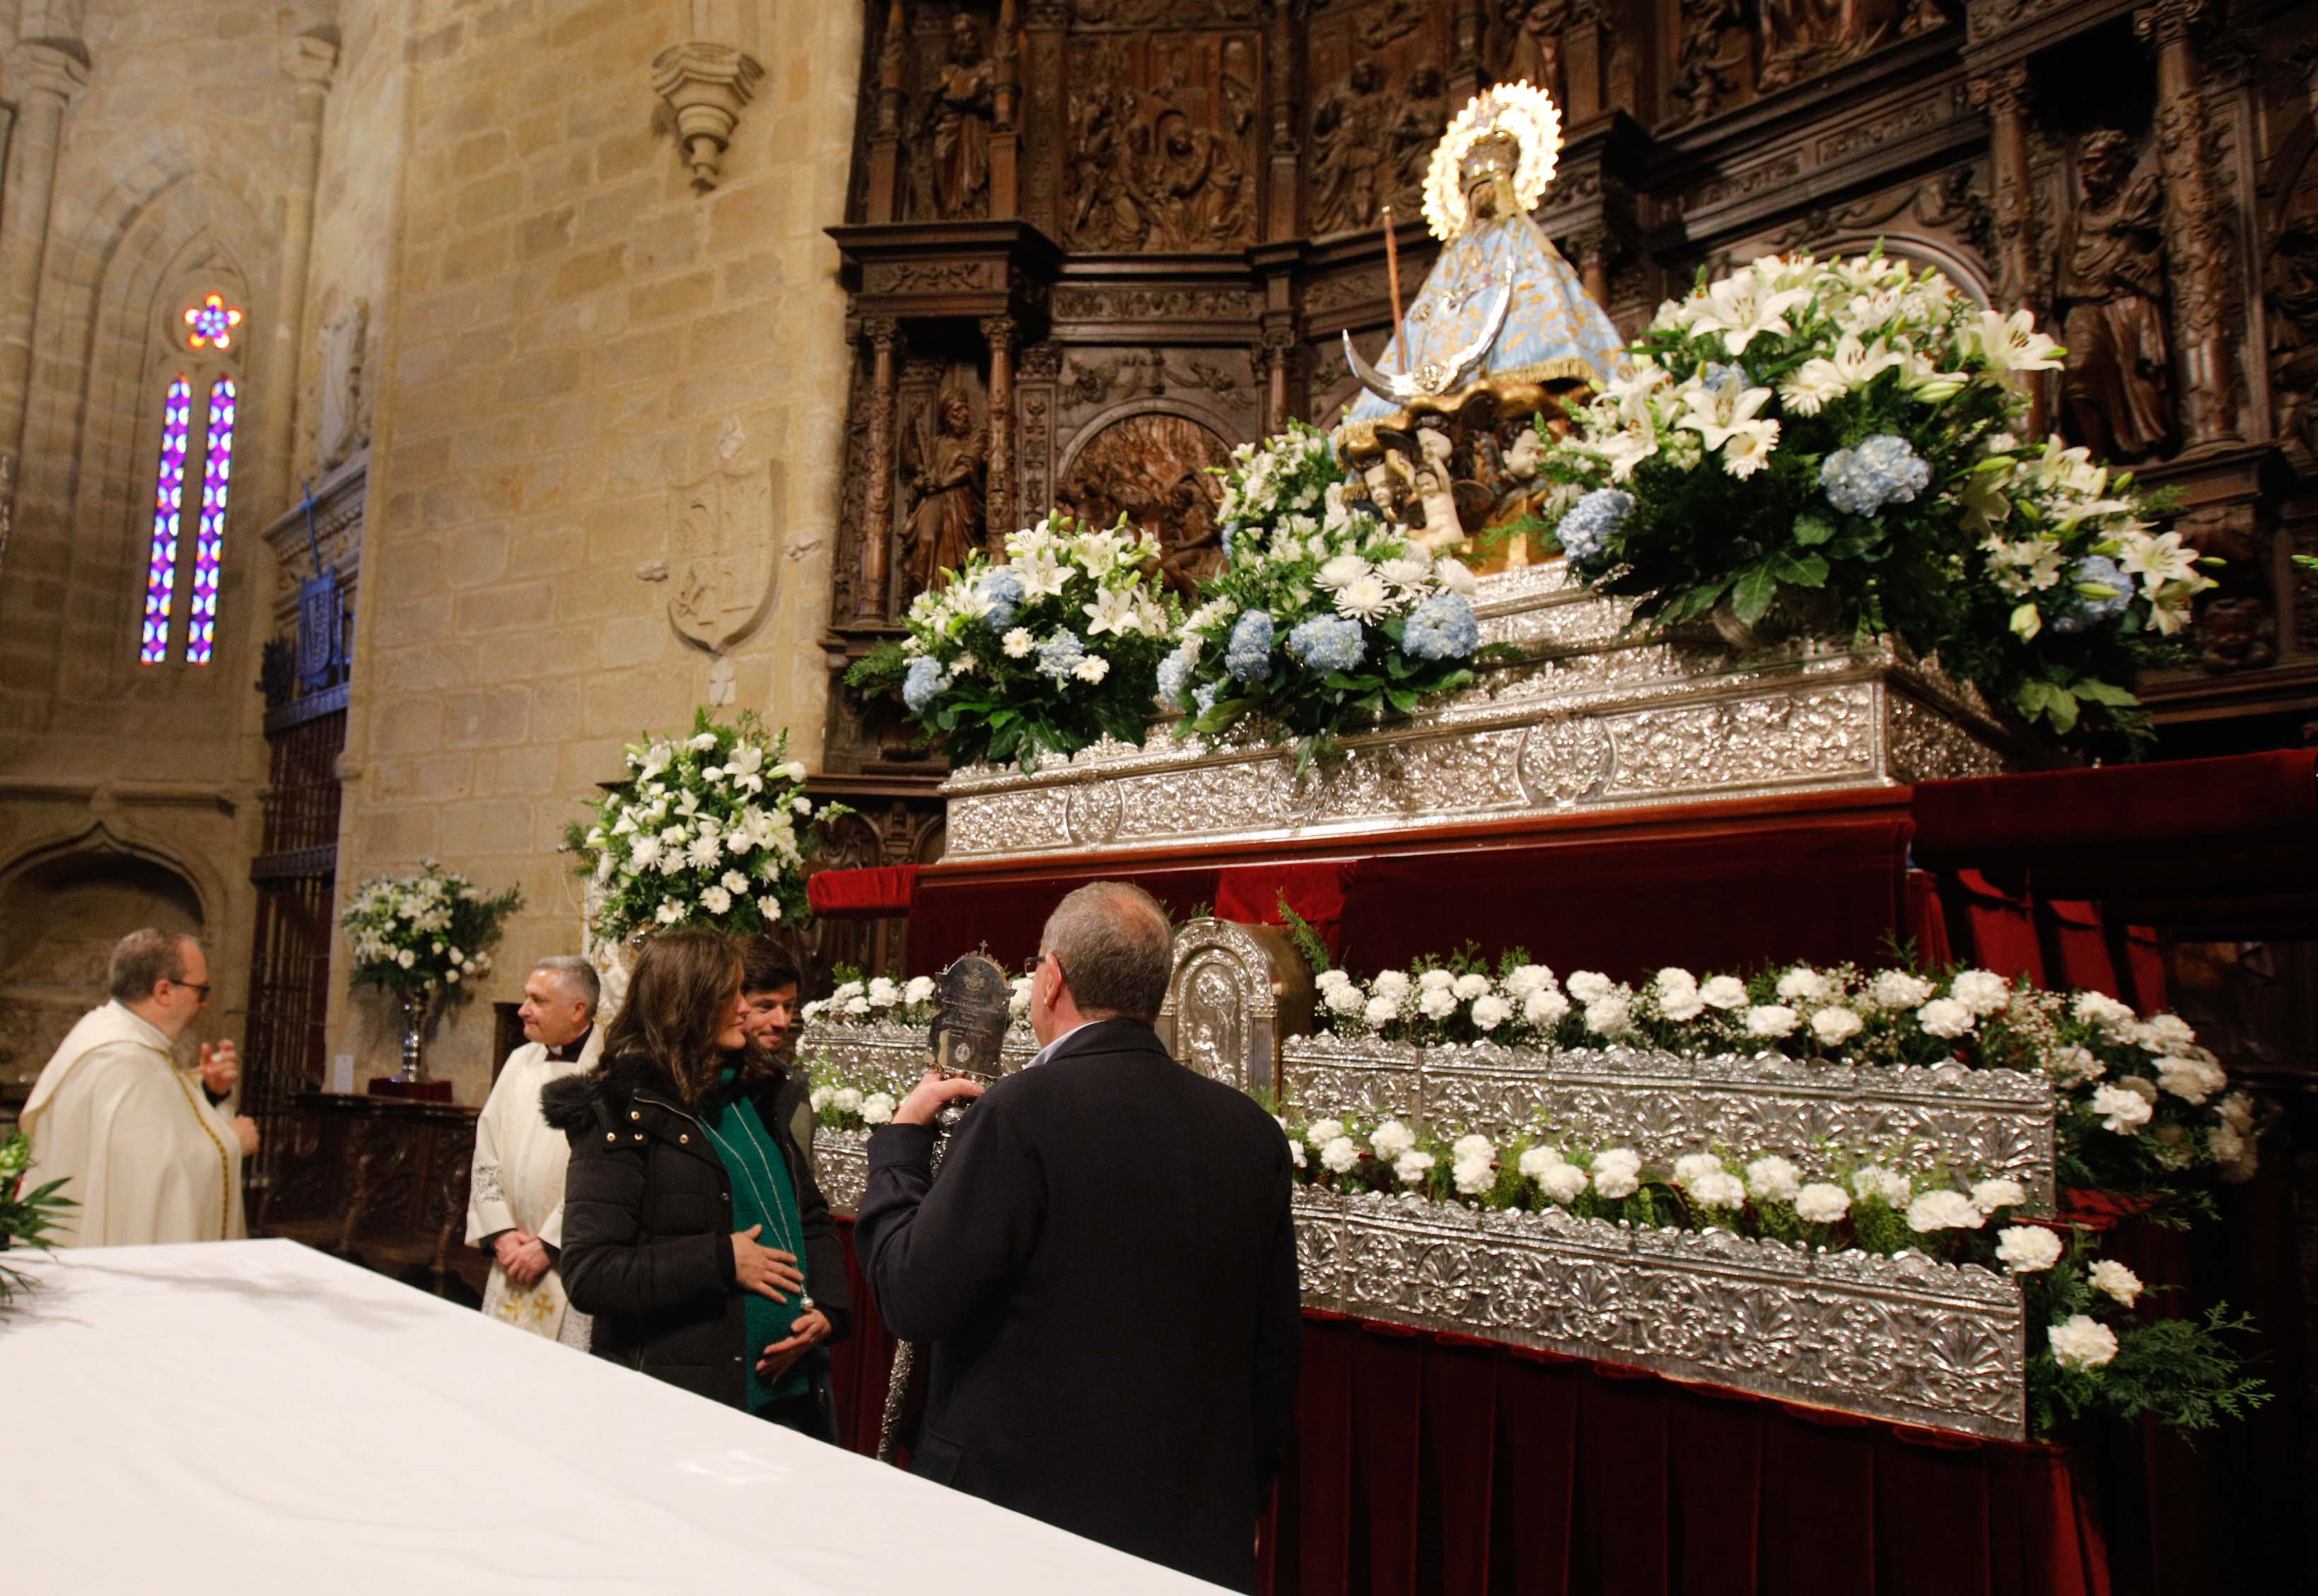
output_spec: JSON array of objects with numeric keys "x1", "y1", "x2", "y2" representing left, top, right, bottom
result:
[{"x1": 1, "y1": 1240, "x2": 1223, "y2": 1595}]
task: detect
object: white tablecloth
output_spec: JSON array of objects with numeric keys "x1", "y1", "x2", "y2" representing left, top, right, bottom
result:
[{"x1": 3, "y1": 1240, "x2": 1223, "y2": 1593}]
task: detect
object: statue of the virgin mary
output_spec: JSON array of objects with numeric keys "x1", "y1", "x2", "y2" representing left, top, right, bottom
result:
[{"x1": 1336, "y1": 83, "x2": 1625, "y2": 556}]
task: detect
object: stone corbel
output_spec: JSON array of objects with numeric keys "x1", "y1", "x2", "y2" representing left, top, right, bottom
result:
[{"x1": 651, "y1": 42, "x2": 764, "y2": 192}]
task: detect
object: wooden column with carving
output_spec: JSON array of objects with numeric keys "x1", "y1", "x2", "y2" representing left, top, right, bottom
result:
[
  {"x1": 1022, "y1": 4, "x2": 1066, "y2": 238},
  {"x1": 983, "y1": 315, "x2": 1017, "y2": 552},
  {"x1": 1971, "y1": 64, "x2": 2046, "y2": 436},
  {"x1": 867, "y1": 0, "x2": 907, "y2": 225},
  {"x1": 991, "y1": 0, "x2": 1021, "y2": 219},
  {"x1": 1266, "y1": 3, "x2": 1303, "y2": 241},
  {"x1": 1449, "y1": 0, "x2": 1486, "y2": 103},
  {"x1": 1565, "y1": 226, "x2": 1614, "y2": 313},
  {"x1": 2139, "y1": 0, "x2": 2241, "y2": 449},
  {"x1": 857, "y1": 318, "x2": 902, "y2": 622},
  {"x1": 1256, "y1": 320, "x2": 1299, "y2": 436}
]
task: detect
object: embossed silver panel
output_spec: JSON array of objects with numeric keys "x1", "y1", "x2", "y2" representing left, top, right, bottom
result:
[
  {"x1": 940, "y1": 572, "x2": 2019, "y2": 862},
  {"x1": 1283, "y1": 1035, "x2": 2058, "y2": 1203},
  {"x1": 1297, "y1": 1189, "x2": 2027, "y2": 1440},
  {"x1": 813, "y1": 1126, "x2": 870, "y2": 1214},
  {"x1": 1155, "y1": 919, "x2": 1317, "y2": 1102},
  {"x1": 797, "y1": 1018, "x2": 1037, "y2": 1102}
]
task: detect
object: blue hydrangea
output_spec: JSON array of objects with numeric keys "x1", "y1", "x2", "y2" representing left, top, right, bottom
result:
[
  {"x1": 2050, "y1": 554, "x2": 2133, "y2": 636},
  {"x1": 1819, "y1": 433, "x2": 1932, "y2": 518},
  {"x1": 1402, "y1": 592, "x2": 1481, "y2": 662},
  {"x1": 902, "y1": 656, "x2": 951, "y2": 713},
  {"x1": 1556, "y1": 488, "x2": 1633, "y2": 570},
  {"x1": 1285, "y1": 614, "x2": 1367, "y2": 673},
  {"x1": 1155, "y1": 642, "x2": 1196, "y2": 706},
  {"x1": 1035, "y1": 629, "x2": 1086, "y2": 682},
  {"x1": 1193, "y1": 682, "x2": 1221, "y2": 716},
  {"x1": 974, "y1": 569, "x2": 1025, "y2": 630},
  {"x1": 1700, "y1": 362, "x2": 1753, "y2": 395},
  {"x1": 1225, "y1": 610, "x2": 1274, "y2": 682}
]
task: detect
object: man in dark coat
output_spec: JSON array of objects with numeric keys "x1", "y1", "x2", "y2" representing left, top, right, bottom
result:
[{"x1": 856, "y1": 881, "x2": 1301, "y2": 1593}]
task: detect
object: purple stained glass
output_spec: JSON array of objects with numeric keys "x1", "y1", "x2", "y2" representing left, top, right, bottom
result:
[
  {"x1": 140, "y1": 378, "x2": 193, "y2": 663},
  {"x1": 186, "y1": 378, "x2": 236, "y2": 664}
]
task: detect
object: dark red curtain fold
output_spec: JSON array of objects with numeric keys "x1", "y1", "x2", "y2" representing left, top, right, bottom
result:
[
  {"x1": 1214, "y1": 861, "x2": 1353, "y2": 956},
  {"x1": 807, "y1": 863, "x2": 921, "y2": 917}
]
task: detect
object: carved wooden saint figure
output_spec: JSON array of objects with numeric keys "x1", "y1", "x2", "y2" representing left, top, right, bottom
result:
[
  {"x1": 919, "y1": 13, "x2": 996, "y2": 221},
  {"x1": 1310, "y1": 60, "x2": 1393, "y2": 235},
  {"x1": 1497, "y1": 0, "x2": 1568, "y2": 104},
  {"x1": 900, "y1": 383, "x2": 988, "y2": 598},
  {"x1": 2054, "y1": 129, "x2": 2174, "y2": 462}
]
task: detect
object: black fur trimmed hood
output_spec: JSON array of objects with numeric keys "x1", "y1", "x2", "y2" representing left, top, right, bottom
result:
[{"x1": 538, "y1": 1049, "x2": 791, "y2": 1136}]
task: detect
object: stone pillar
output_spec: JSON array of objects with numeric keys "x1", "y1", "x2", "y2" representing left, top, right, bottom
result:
[
  {"x1": 2138, "y1": 0, "x2": 2240, "y2": 448},
  {"x1": 982, "y1": 315, "x2": 1017, "y2": 552},
  {"x1": 857, "y1": 318, "x2": 902, "y2": 621},
  {"x1": 0, "y1": 37, "x2": 86, "y2": 573},
  {"x1": 253, "y1": 30, "x2": 338, "y2": 535},
  {"x1": 1969, "y1": 64, "x2": 2046, "y2": 436},
  {"x1": 990, "y1": 0, "x2": 1020, "y2": 219},
  {"x1": 867, "y1": 0, "x2": 907, "y2": 224}
]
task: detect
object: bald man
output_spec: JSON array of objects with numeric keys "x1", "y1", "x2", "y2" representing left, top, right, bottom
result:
[{"x1": 856, "y1": 882, "x2": 1300, "y2": 1592}]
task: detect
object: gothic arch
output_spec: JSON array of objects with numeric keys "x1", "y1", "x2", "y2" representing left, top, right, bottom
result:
[{"x1": 17, "y1": 158, "x2": 272, "y2": 706}]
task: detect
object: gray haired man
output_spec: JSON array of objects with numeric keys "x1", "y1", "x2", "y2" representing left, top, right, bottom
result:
[{"x1": 465, "y1": 955, "x2": 601, "y2": 1344}]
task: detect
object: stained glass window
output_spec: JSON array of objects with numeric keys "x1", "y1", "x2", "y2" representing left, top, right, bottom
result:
[
  {"x1": 183, "y1": 292, "x2": 243, "y2": 351},
  {"x1": 185, "y1": 377, "x2": 236, "y2": 664},
  {"x1": 139, "y1": 377, "x2": 193, "y2": 664}
]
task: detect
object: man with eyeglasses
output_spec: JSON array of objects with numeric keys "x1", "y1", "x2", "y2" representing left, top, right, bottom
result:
[{"x1": 21, "y1": 928, "x2": 257, "y2": 1245}]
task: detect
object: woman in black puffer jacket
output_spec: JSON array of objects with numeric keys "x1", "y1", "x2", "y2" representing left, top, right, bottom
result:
[{"x1": 542, "y1": 930, "x2": 849, "y2": 1437}]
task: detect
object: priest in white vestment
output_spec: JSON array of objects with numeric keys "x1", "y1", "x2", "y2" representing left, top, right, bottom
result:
[
  {"x1": 23, "y1": 930, "x2": 259, "y2": 1247},
  {"x1": 466, "y1": 955, "x2": 601, "y2": 1345}
]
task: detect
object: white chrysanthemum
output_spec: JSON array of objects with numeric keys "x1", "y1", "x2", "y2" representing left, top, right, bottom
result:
[
  {"x1": 1072, "y1": 655, "x2": 1110, "y2": 685},
  {"x1": 757, "y1": 896, "x2": 783, "y2": 924},
  {"x1": 1745, "y1": 1004, "x2": 1800, "y2": 1038},
  {"x1": 1315, "y1": 553, "x2": 1372, "y2": 590},
  {"x1": 809, "y1": 1085, "x2": 833, "y2": 1112},
  {"x1": 1394, "y1": 1149, "x2": 1437, "y2": 1186},
  {"x1": 1745, "y1": 1155, "x2": 1802, "y2": 1201},
  {"x1": 1906, "y1": 1189, "x2": 1986, "y2": 1233},
  {"x1": 2087, "y1": 1259, "x2": 2143, "y2": 1306},
  {"x1": 1969, "y1": 1178, "x2": 2027, "y2": 1213},
  {"x1": 1003, "y1": 627, "x2": 1035, "y2": 658},
  {"x1": 1590, "y1": 1148, "x2": 1642, "y2": 1199},
  {"x1": 2090, "y1": 1083, "x2": 2153, "y2": 1133},
  {"x1": 699, "y1": 885, "x2": 733, "y2": 915},
  {"x1": 1370, "y1": 1120, "x2": 1417, "y2": 1160},
  {"x1": 1794, "y1": 1183, "x2": 1851, "y2": 1223},
  {"x1": 2048, "y1": 1315, "x2": 2119, "y2": 1370},
  {"x1": 1699, "y1": 974, "x2": 1749, "y2": 1010},
  {"x1": 1995, "y1": 1225, "x2": 2063, "y2": 1273},
  {"x1": 832, "y1": 1087, "x2": 863, "y2": 1114},
  {"x1": 1810, "y1": 1006, "x2": 1864, "y2": 1047}
]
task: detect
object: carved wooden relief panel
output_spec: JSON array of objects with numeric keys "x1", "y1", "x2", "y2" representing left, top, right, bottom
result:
[
  {"x1": 1054, "y1": 409, "x2": 1233, "y2": 599},
  {"x1": 1305, "y1": 0, "x2": 1450, "y2": 238},
  {"x1": 1062, "y1": 28, "x2": 1262, "y2": 251}
]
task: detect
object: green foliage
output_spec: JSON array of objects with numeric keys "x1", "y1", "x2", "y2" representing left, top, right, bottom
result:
[
  {"x1": 0, "y1": 1133, "x2": 76, "y2": 1308},
  {"x1": 1276, "y1": 892, "x2": 1333, "y2": 977}
]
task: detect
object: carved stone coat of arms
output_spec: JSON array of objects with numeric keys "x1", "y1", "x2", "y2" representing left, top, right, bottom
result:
[{"x1": 667, "y1": 462, "x2": 780, "y2": 700}]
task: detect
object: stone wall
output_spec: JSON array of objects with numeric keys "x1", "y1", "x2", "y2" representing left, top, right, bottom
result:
[{"x1": 327, "y1": 0, "x2": 863, "y2": 1100}]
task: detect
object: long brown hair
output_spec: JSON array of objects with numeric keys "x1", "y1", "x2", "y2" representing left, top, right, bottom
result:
[{"x1": 600, "y1": 929, "x2": 744, "y2": 1105}]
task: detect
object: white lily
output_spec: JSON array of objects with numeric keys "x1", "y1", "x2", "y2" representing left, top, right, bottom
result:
[{"x1": 1970, "y1": 308, "x2": 2064, "y2": 375}]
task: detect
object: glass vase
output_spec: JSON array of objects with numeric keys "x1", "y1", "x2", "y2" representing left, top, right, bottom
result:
[{"x1": 392, "y1": 987, "x2": 431, "y2": 1083}]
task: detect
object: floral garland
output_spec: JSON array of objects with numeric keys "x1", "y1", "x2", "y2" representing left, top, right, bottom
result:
[
  {"x1": 1536, "y1": 250, "x2": 2215, "y2": 752},
  {"x1": 1309, "y1": 953, "x2": 2256, "y2": 1198},
  {"x1": 1276, "y1": 1107, "x2": 2262, "y2": 1438},
  {"x1": 342, "y1": 860, "x2": 520, "y2": 993},
  {"x1": 1161, "y1": 421, "x2": 1493, "y2": 762},
  {"x1": 868, "y1": 511, "x2": 1179, "y2": 771},
  {"x1": 562, "y1": 708, "x2": 842, "y2": 945}
]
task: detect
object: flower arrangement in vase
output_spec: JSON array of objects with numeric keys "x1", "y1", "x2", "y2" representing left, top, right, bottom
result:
[
  {"x1": 856, "y1": 511, "x2": 1178, "y2": 771},
  {"x1": 342, "y1": 861, "x2": 520, "y2": 993},
  {"x1": 564, "y1": 708, "x2": 844, "y2": 945},
  {"x1": 1159, "y1": 421, "x2": 1501, "y2": 767},
  {"x1": 1536, "y1": 249, "x2": 2215, "y2": 752}
]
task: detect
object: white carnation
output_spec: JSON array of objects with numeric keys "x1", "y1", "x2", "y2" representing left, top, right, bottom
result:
[
  {"x1": 1363, "y1": 994, "x2": 1402, "y2": 1027},
  {"x1": 1590, "y1": 1147, "x2": 1642, "y2": 1199},
  {"x1": 2090, "y1": 1083, "x2": 2153, "y2": 1133},
  {"x1": 1393, "y1": 1149, "x2": 1437, "y2": 1185},
  {"x1": 1745, "y1": 1155, "x2": 1802, "y2": 1201},
  {"x1": 1969, "y1": 1178, "x2": 2027, "y2": 1213},
  {"x1": 1810, "y1": 1006, "x2": 1864, "y2": 1046},
  {"x1": 2136, "y1": 1013, "x2": 2197, "y2": 1053},
  {"x1": 1794, "y1": 1183, "x2": 1851, "y2": 1223},
  {"x1": 1370, "y1": 969, "x2": 1411, "y2": 998},
  {"x1": 1502, "y1": 965, "x2": 1554, "y2": 997},
  {"x1": 1566, "y1": 969, "x2": 1614, "y2": 1002},
  {"x1": 1469, "y1": 994, "x2": 1512, "y2": 1032},
  {"x1": 1672, "y1": 1152, "x2": 1724, "y2": 1186},
  {"x1": 1851, "y1": 1164, "x2": 1913, "y2": 1205},
  {"x1": 2071, "y1": 989, "x2": 2138, "y2": 1036},
  {"x1": 1523, "y1": 987, "x2": 1571, "y2": 1027},
  {"x1": 1950, "y1": 969, "x2": 2012, "y2": 1015},
  {"x1": 1744, "y1": 1003, "x2": 1800, "y2": 1038},
  {"x1": 1775, "y1": 967, "x2": 1831, "y2": 1003},
  {"x1": 1325, "y1": 982, "x2": 1367, "y2": 1016},
  {"x1": 832, "y1": 1087, "x2": 863, "y2": 1114},
  {"x1": 1305, "y1": 1118, "x2": 1345, "y2": 1146},
  {"x1": 1906, "y1": 1189, "x2": 1986, "y2": 1233},
  {"x1": 1320, "y1": 1136, "x2": 1360, "y2": 1174},
  {"x1": 1868, "y1": 970, "x2": 1934, "y2": 1009},
  {"x1": 1417, "y1": 968, "x2": 1457, "y2": 992},
  {"x1": 1699, "y1": 974, "x2": 1749, "y2": 1010},
  {"x1": 1916, "y1": 997, "x2": 1975, "y2": 1038},
  {"x1": 859, "y1": 1092, "x2": 897, "y2": 1126},
  {"x1": 1452, "y1": 1158, "x2": 1495, "y2": 1196},
  {"x1": 1370, "y1": 1120, "x2": 1416, "y2": 1160},
  {"x1": 1418, "y1": 985, "x2": 1459, "y2": 1020},
  {"x1": 2153, "y1": 1054, "x2": 2227, "y2": 1105},
  {"x1": 2048, "y1": 1315, "x2": 2119, "y2": 1370},
  {"x1": 2049, "y1": 1046, "x2": 2104, "y2": 1085},
  {"x1": 1689, "y1": 1170, "x2": 1747, "y2": 1209},
  {"x1": 809, "y1": 1085, "x2": 833, "y2": 1112},
  {"x1": 1994, "y1": 1225, "x2": 2062, "y2": 1273},
  {"x1": 2087, "y1": 1259, "x2": 2143, "y2": 1306},
  {"x1": 903, "y1": 975, "x2": 936, "y2": 1005},
  {"x1": 1537, "y1": 1159, "x2": 1588, "y2": 1204},
  {"x1": 1583, "y1": 994, "x2": 1632, "y2": 1037}
]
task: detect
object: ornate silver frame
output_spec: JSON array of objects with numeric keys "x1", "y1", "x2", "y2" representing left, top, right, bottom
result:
[{"x1": 1154, "y1": 918, "x2": 1315, "y2": 1102}]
